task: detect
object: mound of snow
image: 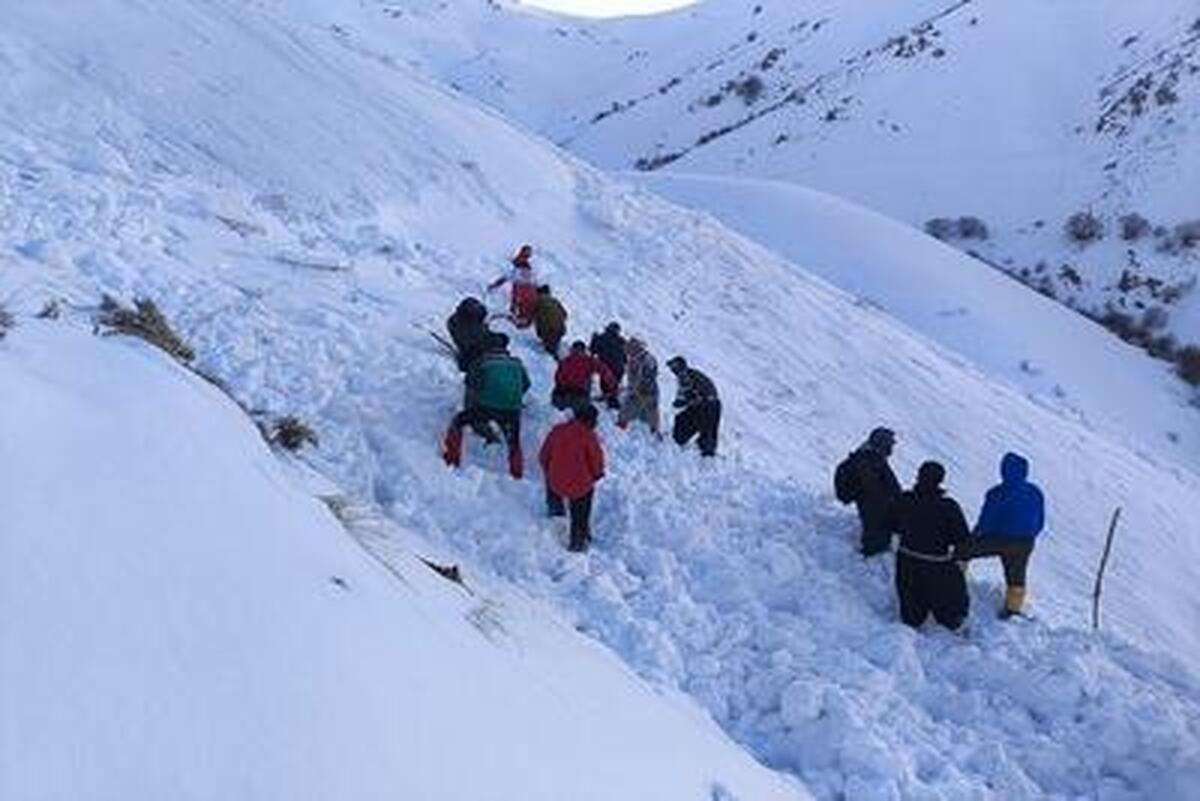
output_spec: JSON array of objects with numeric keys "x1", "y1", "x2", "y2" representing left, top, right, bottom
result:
[{"x1": 0, "y1": 321, "x2": 805, "y2": 801}]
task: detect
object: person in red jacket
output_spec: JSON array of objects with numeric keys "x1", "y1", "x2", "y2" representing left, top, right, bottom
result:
[
  {"x1": 539, "y1": 404, "x2": 605, "y2": 552},
  {"x1": 488, "y1": 244, "x2": 538, "y2": 328},
  {"x1": 551, "y1": 340, "x2": 618, "y2": 412}
]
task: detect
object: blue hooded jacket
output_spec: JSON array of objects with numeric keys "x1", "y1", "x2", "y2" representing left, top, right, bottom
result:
[{"x1": 974, "y1": 453, "x2": 1045, "y2": 541}]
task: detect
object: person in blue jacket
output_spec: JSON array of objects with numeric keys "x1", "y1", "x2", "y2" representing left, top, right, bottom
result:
[{"x1": 957, "y1": 452, "x2": 1046, "y2": 618}]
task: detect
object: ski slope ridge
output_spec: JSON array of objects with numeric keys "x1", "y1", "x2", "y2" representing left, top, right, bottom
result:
[
  {"x1": 0, "y1": 321, "x2": 804, "y2": 801},
  {"x1": 634, "y1": 171, "x2": 1200, "y2": 465},
  {"x1": 371, "y1": 0, "x2": 1200, "y2": 357},
  {"x1": 1, "y1": 1, "x2": 1199, "y2": 798}
]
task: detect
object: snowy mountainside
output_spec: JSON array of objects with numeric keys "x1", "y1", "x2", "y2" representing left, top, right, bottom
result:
[
  {"x1": 373, "y1": 0, "x2": 1200, "y2": 357},
  {"x1": 0, "y1": 322, "x2": 803, "y2": 801},
  {"x1": 2, "y1": 1, "x2": 1200, "y2": 798}
]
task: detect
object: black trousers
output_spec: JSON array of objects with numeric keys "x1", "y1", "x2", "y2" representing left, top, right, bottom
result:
[
  {"x1": 453, "y1": 407, "x2": 520, "y2": 450},
  {"x1": 961, "y1": 538, "x2": 1035, "y2": 586},
  {"x1": 895, "y1": 552, "x2": 968, "y2": 630},
  {"x1": 551, "y1": 386, "x2": 590, "y2": 413},
  {"x1": 673, "y1": 400, "x2": 721, "y2": 456},
  {"x1": 547, "y1": 486, "x2": 594, "y2": 551}
]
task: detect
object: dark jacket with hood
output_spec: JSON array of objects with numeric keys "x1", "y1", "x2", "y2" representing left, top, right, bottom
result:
[
  {"x1": 975, "y1": 453, "x2": 1045, "y2": 541},
  {"x1": 589, "y1": 327, "x2": 627, "y2": 378},
  {"x1": 447, "y1": 298, "x2": 490, "y2": 371}
]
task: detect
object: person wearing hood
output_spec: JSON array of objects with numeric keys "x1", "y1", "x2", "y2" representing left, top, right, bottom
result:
[
  {"x1": 958, "y1": 452, "x2": 1046, "y2": 618},
  {"x1": 889, "y1": 462, "x2": 971, "y2": 630},
  {"x1": 488, "y1": 244, "x2": 539, "y2": 328},
  {"x1": 446, "y1": 296, "x2": 491, "y2": 372},
  {"x1": 589, "y1": 322, "x2": 627, "y2": 390},
  {"x1": 618, "y1": 337, "x2": 660, "y2": 435}
]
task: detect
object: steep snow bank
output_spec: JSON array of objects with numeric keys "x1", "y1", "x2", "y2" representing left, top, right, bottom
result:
[{"x1": 0, "y1": 322, "x2": 805, "y2": 801}]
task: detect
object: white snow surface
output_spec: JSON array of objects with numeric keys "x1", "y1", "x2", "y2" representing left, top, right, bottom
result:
[
  {"x1": 2, "y1": 1, "x2": 1200, "y2": 799},
  {"x1": 0, "y1": 322, "x2": 802, "y2": 801},
  {"x1": 378, "y1": 0, "x2": 1200, "y2": 349}
]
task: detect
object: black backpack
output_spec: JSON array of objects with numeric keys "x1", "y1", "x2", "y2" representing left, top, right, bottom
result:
[{"x1": 834, "y1": 452, "x2": 861, "y2": 504}]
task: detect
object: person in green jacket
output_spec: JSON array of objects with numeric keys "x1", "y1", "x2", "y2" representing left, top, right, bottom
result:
[{"x1": 442, "y1": 333, "x2": 531, "y2": 478}]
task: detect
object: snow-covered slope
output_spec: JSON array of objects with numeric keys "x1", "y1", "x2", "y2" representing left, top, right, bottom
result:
[
  {"x1": 378, "y1": 0, "x2": 1200, "y2": 359},
  {"x1": 0, "y1": 322, "x2": 803, "y2": 801},
  {"x1": 3, "y1": 1, "x2": 1200, "y2": 798},
  {"x1": 634, "y1": 172, "x2": 1200, "y2": 463}
]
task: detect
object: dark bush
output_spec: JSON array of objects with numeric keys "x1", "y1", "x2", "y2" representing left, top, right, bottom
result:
[
  {"x1": 1065, "y1": 211, "x2": 1105, "y2": 244},
  {"x1": 268, "y1": 416, "x2": 318, "y2": 452},
  {"x1": 1175, "y1": 221, "x2": 1200, "y2": 248},
  {"x1": 0, "y1": 305, "x2": 13, "y2": 341},
  {"x1": 35, "y1": 300, "x2": 61, "y2": 320},
  {"x1": 924, "y1": 218, "x2": 957, "y2": 240},
  {"x1": 957, "y1": 216, "x2": 989, "y2": 240},
  {"x1": 732, "y1": 75, "x2": 765, "y2": 105},
  {"x1": 1178, "y1": 346, "x2": 1200, "y2": 386},
  {"x1": 1119, "y1": 213, "x2": 1151, "y2": 241},
  {"x1": 96, "y1": 296, "x2": 195, "y2": 364},
  {"x1": 1142, "y1": 305, "x2": 1170, "y2": 332}
]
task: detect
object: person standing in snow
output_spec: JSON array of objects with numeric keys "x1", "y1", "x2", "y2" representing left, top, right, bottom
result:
[
  {"x1": 488, "y1": 243, "x2": 538, "y2": 329},
  {"x1": 533, "y1": 285, "x2": 568, "y2": 358},
  {"x1": 957, "y1": 452, "x2": 1046, "y2": 618},
  {"x1": 442, "y1": 333, "x2": 531, "y2": 479},
  {"x1": 617, "y1": 337, "x2": 661, "y2": 435},
  {"x1": 839, "y1": 427, "x2": 902, "y2": 557},
  {"x1": 540, "y1": 403, "x2": 606, "y2": 552},
  {"x1": 889, "y1": 462, "x2": 971, "y2": 630},
  {"x1": 666, "y1": 356, "x2": 721, "y2": 457},
  {"x1": 552, "y1": 340, "x2": 619, "y2": 413},
  {"x1": 446, "y1": 296, "x2": 492, "y2": 372},
  {"x1": 589, "y1": 322, "x2": 627, "y2": 404}
]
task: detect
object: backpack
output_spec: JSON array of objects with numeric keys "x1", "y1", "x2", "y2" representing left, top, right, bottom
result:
[{"x1": 834, "y1": 452, "x2": 860, "y2": 504}]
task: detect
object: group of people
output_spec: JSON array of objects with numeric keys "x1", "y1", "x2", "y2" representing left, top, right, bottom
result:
[
  {"x1": 836, "y1": 427, "x2": 1046, "y2": 629},
  {"x1": 441, "y1": 245, "x2": 724, "y2": 551}
]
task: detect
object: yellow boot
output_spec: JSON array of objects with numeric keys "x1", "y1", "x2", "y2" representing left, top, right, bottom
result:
[{"x1": 1000, "y1": 585, "x2": 1026, "y2": 619}]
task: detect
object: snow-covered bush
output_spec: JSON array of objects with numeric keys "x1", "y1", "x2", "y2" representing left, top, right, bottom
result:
[
  {"x1": 1119, "y1": 213, "x2": 1151, "y2": 241},
  {"x1": 924, "y1": 216, "x2": 989, "y2": 241},
  {"x1": 96, "y1": 295, "x2": 195, "y2": 364},
  {"x1": 1065, "y1": 211, "x2": 1105, "y2": 244}
]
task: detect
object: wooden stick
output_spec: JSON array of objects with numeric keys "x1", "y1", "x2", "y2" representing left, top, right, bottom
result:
[{"x1": 1091, "y1": 507, "x2": 1123, "y2": 631}]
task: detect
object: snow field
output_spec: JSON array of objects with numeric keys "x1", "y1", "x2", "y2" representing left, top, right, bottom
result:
[
  {"x1": 0, "y1": 321, "x2": 806, "y2": 801},
  {"x1": 2, "y1": 2, "x2": 1200, "y2": 799}
]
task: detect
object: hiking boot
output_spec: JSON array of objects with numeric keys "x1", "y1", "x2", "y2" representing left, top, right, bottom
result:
[{"x1": 442, "y1": 427, "x2": 463, "y2": 467}]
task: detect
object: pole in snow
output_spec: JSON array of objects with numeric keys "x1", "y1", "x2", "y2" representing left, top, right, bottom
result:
[{"x1": 1091, "y1": 507, "x2": 1122, "y2": 631}]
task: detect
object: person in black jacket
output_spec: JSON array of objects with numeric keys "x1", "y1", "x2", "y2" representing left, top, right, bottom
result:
[
  {"x1": 446, "y1": 297, "x2": 491, "y2": 372},
  {"x1": 889, "y1": 461, "x2": 970, "y2": 630},
  {"x1": 850, "y1": 427, "x2": 902, "y2": 557},
  {"x1": 589, "y1": 322, "x2": 627, "y2": 408},
  {"x1": 666, "y1": 356, "x2": 721, "y2": 457}
]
